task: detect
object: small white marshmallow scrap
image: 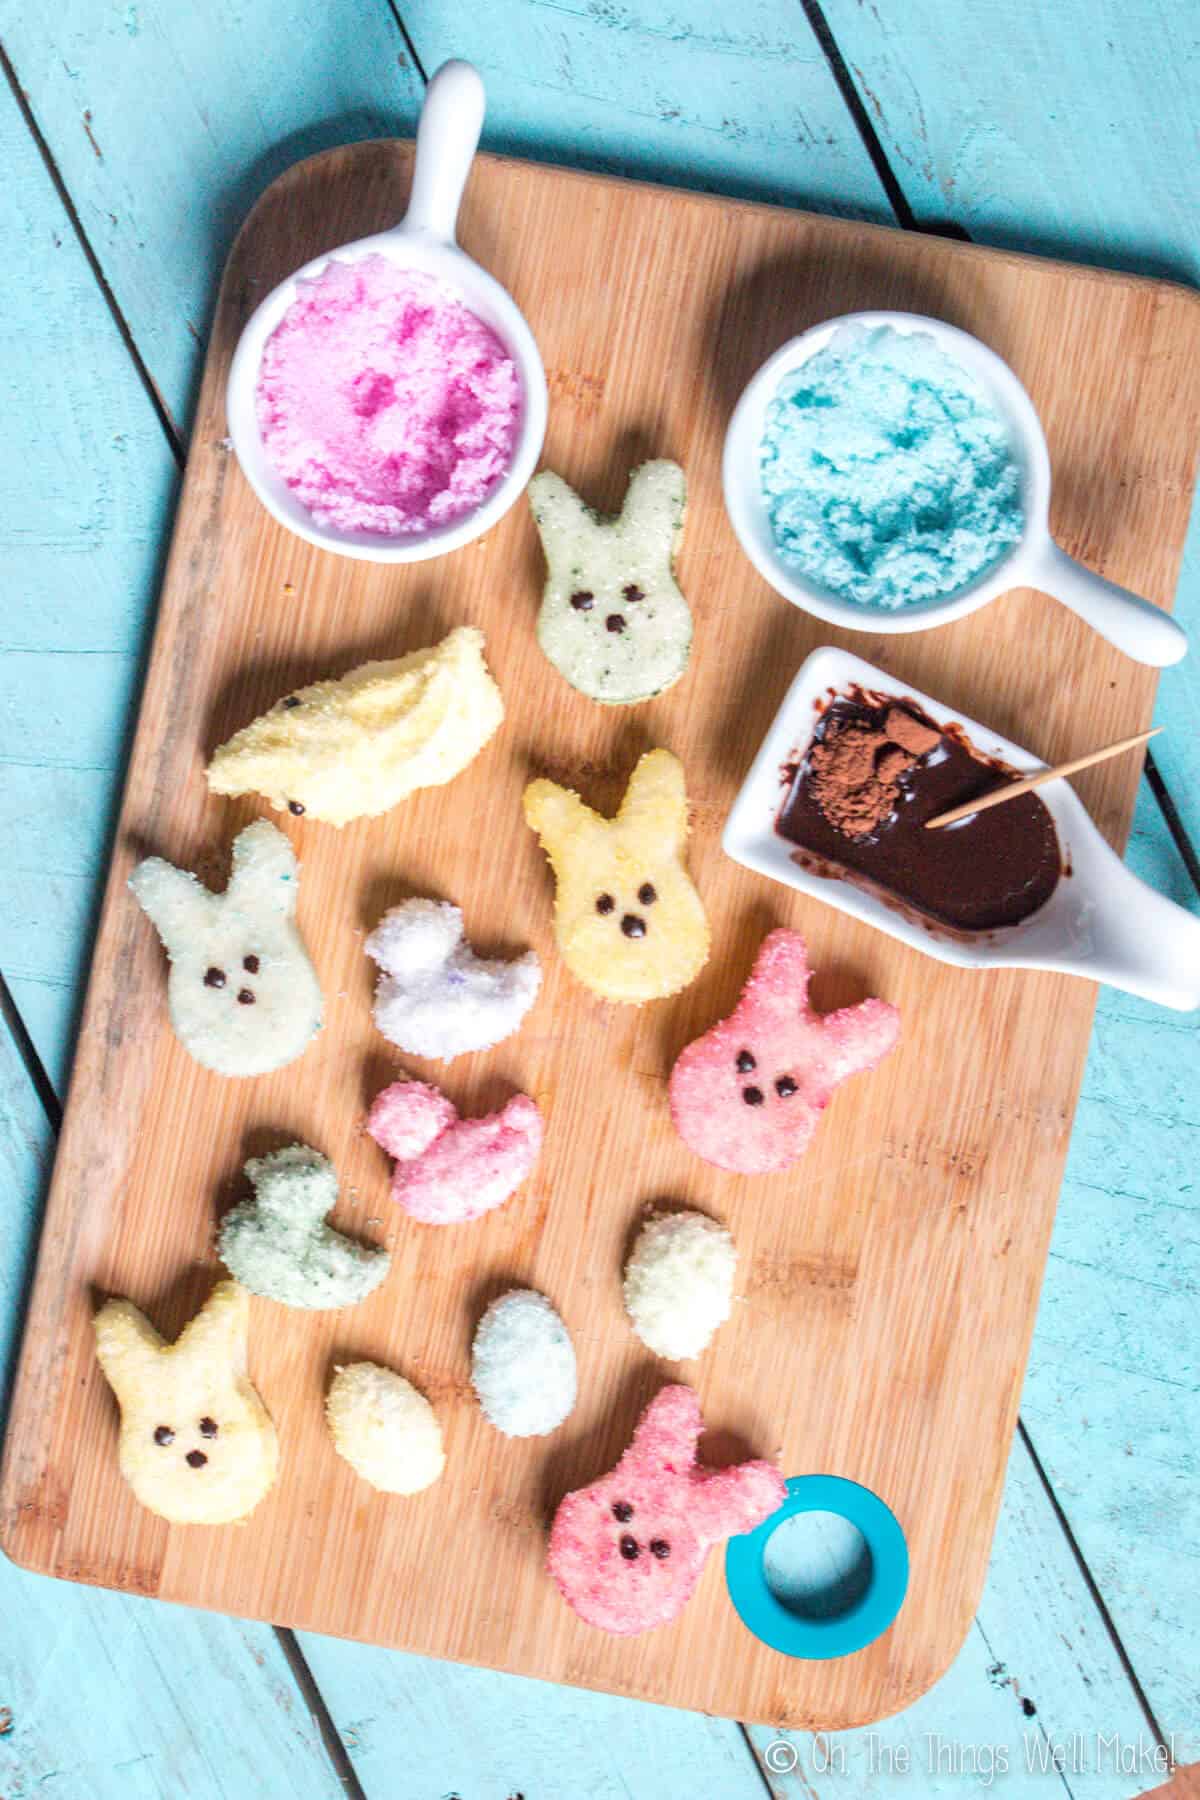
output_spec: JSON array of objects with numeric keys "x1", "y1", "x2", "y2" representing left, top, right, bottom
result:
[
  {"x1": 366, "y1": 897, "x2": 540, "y2": 1062},
  {"x1": 471, "y1": 1289, "x2": 577, "y2": 1437},
  {"x1": 325, "y1": 1362, "x2": 444, "y2": 1494},
  {"x1": 623, "y1": 1210, "x2": 737, "y2": 1360}
]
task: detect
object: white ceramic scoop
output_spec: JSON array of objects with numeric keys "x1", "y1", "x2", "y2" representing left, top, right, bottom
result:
[
  {"x1": 226, "y1": 60, "x2": 547, "y2": 563},
  {"x1": 723, "y1": 311, "x2": 1187, "y2": 667},
  {"x1": 724, "y1": 645, "x2": 1200, "y2": 1011}
]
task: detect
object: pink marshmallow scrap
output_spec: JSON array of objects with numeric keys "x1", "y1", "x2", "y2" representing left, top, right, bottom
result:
[{"x1": 366, "y1": 1078, "x2": 542, "y2": 1224}]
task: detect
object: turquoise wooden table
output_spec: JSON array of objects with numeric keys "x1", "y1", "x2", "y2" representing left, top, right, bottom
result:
[{"x1": 1, "y1": 3, "x2": 1197, "y2": 1795}]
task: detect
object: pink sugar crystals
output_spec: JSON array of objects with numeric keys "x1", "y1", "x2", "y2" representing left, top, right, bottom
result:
[{"x1": 256, "y1": 255, "x2": 520, "y2": 537}]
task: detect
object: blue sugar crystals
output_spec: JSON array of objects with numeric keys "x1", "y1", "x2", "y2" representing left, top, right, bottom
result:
[{"x1": 760, "y1": 323, "x2": 1023, "y2": 609}]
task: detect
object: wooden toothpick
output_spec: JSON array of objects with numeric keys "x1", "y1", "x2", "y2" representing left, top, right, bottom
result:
[{"x1": 924, "y1": 727, "x2": 1162, "y2": 830}]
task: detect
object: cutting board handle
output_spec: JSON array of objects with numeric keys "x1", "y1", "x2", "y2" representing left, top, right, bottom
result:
[{"x1": 397, "y1": 59, "x2": 486, "y2": 247}]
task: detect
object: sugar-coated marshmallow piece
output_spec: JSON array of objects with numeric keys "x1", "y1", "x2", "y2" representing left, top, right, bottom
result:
[
  {"x1": 669, "y1": 929, "x2": 900, "y2": 1175},
  {"x1": 366, "y1": 897, "x2": 540, "y2": 1062},
  {"x1": 366, "y1": 1079, "x2": 542, "y2": 1224},
  {"x1": 547, "y1": 1385, "x2": 785, "y2": 1635}
]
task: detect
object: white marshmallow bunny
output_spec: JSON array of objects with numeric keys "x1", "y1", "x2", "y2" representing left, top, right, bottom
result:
[{"x1": 129, "y1": 819, "x2": 322, "y2": 1078}]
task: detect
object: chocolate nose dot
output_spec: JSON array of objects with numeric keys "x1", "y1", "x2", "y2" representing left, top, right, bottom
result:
[
  {"x1": 186, "y1": 1450, "x2": 207, "y2": 1469},
  {"x1": 736, "y1": 1049, "x2": 756, "y2": 1073},
  {"x1": 153, "y1": 1425, "x2": 174, "y2": 1447},
  {"x1": 596, "y1": 893, "x2": 615, "y2": 915},
  {"x1": 204, "y1": 967, "x2": 225, "y2": 989},
  {"x1": 619, "y1": 1535, "x2": 639, "y2": 1560},
  {"x1": 649, "y1": 1538, "x2": 670, "y2": 1559},
  {"x1": 776, "y1": 1075, "x2": 798, "y2": 1098},
  {"x1": 237, "y1": 989, "x2": 256, "y2": 1006},
  {"x1": 199, "y1": 1417, "x2": 219, "y2": 1439},
  {"x1": 570, "y1": 590, "x2": 594, "y2": 611},
  {"x1": 743, "y1": 1085, "x2": 765, "y2": 1106},
  {"x1": 288, "y1": 799, "x2": 305, "y2": 816},
  {"x1": 605, "y1": 614, "x2": 626, "y2": 633},
  {"x1": 622, "y1": 583, "x2": 644, "y2": 603},
  {"x1": 620, "y1": 914, "x2": 646, "y2": 939}
]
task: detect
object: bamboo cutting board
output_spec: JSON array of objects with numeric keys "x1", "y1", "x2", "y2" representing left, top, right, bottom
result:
[{"x1": 3, "y1": 143, "x2": 1199, "y2": 1732}]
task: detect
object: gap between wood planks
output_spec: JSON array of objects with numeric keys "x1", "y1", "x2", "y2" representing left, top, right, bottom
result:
[{"x1": 0, "y1": 1, "x2": 1195, "y2": 1786}]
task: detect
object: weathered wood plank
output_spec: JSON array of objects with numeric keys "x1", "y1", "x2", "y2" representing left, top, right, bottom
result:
[
  {"x1": 817, "y1": 0, "x2": 1200, "y2": 846},
  {"x1": 0, "y1": 1023, "x2": 345, "y2": 1799},
  {"x1": 398, "y1": 0, "x2": 888, "y2": 218},
  {"x1": 1, "y1": 0, "x2": 423, "y2": 434},
  {"x1": 297, "y1": 1634, "x2": 767, "y2": 1800}
]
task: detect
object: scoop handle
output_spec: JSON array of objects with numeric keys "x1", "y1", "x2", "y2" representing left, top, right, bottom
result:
[
  {"x1": 399, "y1": 60, "x2": 485, "y2": 245},
  {"x1": 1031, "y1": 539, "x2": 1188, "y2": 667}
]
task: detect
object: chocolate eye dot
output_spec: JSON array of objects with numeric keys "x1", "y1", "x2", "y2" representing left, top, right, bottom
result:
[
  {"x1": 619, "y1": 1535, "x2": 639, "y2": 1560},
  {"x1": 288, "y1": 799, "x2": 305, "y2": 816},
  {"x1": 237, "y1": 989, "x2": 256, "y2": 1006},
  {"x1": 186, "y1": 1450, "x2": 207, "y2": 1469},
  {"x1": 596, "y1": 893, "x2": 615, "y2": 915},
  {"x1": 637, "y1": 882, "x2": 657, "y2": 906},
  {"x1": 736, "y1": 1049, "x2": 756, "y2": 1074},
  {"x1": 743, "y1": 1085, "x2": 765, "y2": 1106},
  {"x1": 776, "y1": 1075, "x2": 798, "y2": 1098},
  {"x1": 199, "y1": 1417, "x2": 219, "y2": 1439},
  {"x1": 620, "y1": 914, "x2": 646, "y2": 939},
  {"x1": 649, "y1": 1538, "x2": 670, "y2": 1559},
  {"x1": 570, "y1": 590, "x2": 595, "y2": 612},
  {"x1": 605, "y1": 614, "x2": 626, "y2": 633},
  {"x1": 204, "y1": 967, "x2": 225, "y2": 989},
  {"x1": 282, "y1": 695, "x2": 301, "y2": 709},
  {"x1": 242, "y1": 954, "x2": 259, "y2": 974},
  {"x1": 612, "y1": 1500, "x2": 633, "y2": 1522},
  {"x1": 153, "y1": 1425, "x2": 174, "y2": 1447},
  {"x1": 623, "y1": 583, "x2": 644, "y2": 603}
]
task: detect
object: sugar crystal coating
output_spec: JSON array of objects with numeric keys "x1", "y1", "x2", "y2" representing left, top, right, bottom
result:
[
  {"x1": 218, "y1": 1143, "x2": 390, "y2": 1310},
  {"x1": 761, "y1": 322, "x2": 1023, "y2": 609},
  {"x1": 623, "y1": 1211, "x2": 736, "y2": 1360},
  {"x1": 547, "y1": 1385, "x2": 785, "y2": 1634},
  {"x1": 366, "y1": 898, "x2": 540, "y2": 1061},
  {"x1": 669, "y1": 929, "x2": 900, "y2": 1174},
  {"x1": 471, "y1": 1289, "x2": 576, "y2": 1437},
  {"x1": 366, "y1": 1079, "x2": 542, "y2": 1224},
  {"x1": 326, "y1": 1362, "x2": 444, "y2": 1494},
  {"x1": 257, "y1": 256, "x2": 519, "y2": 537}
]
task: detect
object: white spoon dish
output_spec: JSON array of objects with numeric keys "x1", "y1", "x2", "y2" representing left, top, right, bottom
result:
[
  {"x1": 723, "y1": 311, "x2": 1187, "y2": 667},
  {"x1": 226, "y1": 60, "x2": 547, "y2": 563},
  {"x1": 723, "y1": 644, "x2": 1200, "y2": 1011}
]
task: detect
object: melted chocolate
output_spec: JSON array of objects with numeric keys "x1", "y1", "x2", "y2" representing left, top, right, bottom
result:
[{"x1": 777, "y1": 694, "x2": 1061, "y2": 933}]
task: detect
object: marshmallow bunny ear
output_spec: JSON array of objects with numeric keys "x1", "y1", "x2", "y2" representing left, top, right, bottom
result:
[
  {"x1": 749, "y1": 928, "x2": 811, "y2": 998},
  {"x1": 617, "y1": 749, "x2": 688, "y2": 853},
  {"x1": 618, "y1": 460, "x2": 686, "y2": 557},
  {"x1": 129, "y1": 857, "x2": 208, "y2": 955},
  {"x1": 819, "y1": 996, "x2": 902, "y2": 1085},
  {"x1": 693, "y1": 1458, "x2": 786, "y2": 1539},
  {"x1": 529, "y1": 470, "x2": 600, "y2": 553},
  {"x1": 628, "y1": 1384, "x2": 704, "y2": 1469},
  {"x1": 174, "y1": 1279, "x2": 249, "y2": 1369},
  {"x1": 225, "y1": 820, "x2": 300, "y2": 917},
  {"x1": 94, "y1": 1297, "x2": 165, "y2": 1392},
  {"x1": 523, "y1": 779, "x2": 599, "y2": 855}
]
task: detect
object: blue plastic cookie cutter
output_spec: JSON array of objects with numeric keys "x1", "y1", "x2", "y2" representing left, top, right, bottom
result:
[{"x1": 725, "y1": 1474, "x2": 909, "y2": 1659}]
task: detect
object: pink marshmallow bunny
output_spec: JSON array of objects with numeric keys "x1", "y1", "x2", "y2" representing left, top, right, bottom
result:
[
  {"x1": 669, "y1": 928, "x2": 900, "y2": 1175},
  {"x1": 548, "y1": 1385, "x2": 785, "y2": 1634},
  {"x1": 366, "y1": 1079, "x2": 542, "y2": 1224}
]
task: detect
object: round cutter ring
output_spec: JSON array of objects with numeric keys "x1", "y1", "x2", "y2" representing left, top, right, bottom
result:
[{"x1": 725, "y1": 1474, "x2": 909, "y2": 1660}]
